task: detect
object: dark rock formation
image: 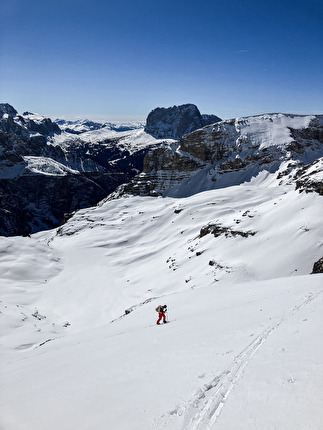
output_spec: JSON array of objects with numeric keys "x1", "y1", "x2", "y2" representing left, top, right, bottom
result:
[
  {"x1": 0, "y1": 106, "x2": 60, "y2": 137},
  {"x1": 201, "y1": 114, "x2": 222, "y2": 126},
  {"x1": 199, "y1": 223, "x2": 256, "y2": 239},
  {"x1": 0, "y1": 103, "x2": 17, "y2": 116},
  {"x1": 0, "y1": 171, "x2": 107, "y2": 236},
  {"x1": 144, "y1": 104, "x2": 221, "y2": 139},
  {"x1": 0, "y1": 104, "x2": 151, "y2": 236},
  {"x1": 311, "y1": 257, "x2": 323, "y2": 274},
  {"x1": 294, "y1": 158, "x2": 323, "y2": 195}
]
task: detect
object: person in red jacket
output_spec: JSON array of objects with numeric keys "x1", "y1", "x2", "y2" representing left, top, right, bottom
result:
[{"x1": 156, "y1": 305, "x2": 167, "y2": 324}]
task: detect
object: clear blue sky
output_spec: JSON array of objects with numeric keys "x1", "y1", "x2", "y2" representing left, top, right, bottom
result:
[{"x1": 1, "y1": 0, "x2": 322, "y2": 121}]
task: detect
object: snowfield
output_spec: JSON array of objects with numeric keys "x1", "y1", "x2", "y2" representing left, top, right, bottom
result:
[{"x1": 0, "y1": 173, "x2": 322, "y2": 429}]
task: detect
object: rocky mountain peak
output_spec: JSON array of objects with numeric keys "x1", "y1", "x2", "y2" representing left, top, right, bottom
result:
[
  {"x1": 0, "y1": 103, "x2": 18, "y2": 116},
  {"x1": 144, "y1": 104, "x2": 221, "y2": 139},
  {"x1": 0, "y1": 105, "x2": 61, "y2": 137}
]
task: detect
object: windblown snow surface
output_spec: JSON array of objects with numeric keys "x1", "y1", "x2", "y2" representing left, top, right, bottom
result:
[{"x1": 1, "y1": 171, "x2": 323, "y2": 429}]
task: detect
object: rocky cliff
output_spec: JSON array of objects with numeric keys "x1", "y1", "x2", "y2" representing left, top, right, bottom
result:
[
  {"x1": 0, "y1": 105, "x2": 161, "y2": 236},
  {"x1": 144, "y1": 104, "x2": 221, "y2": 139},
  {"x1": 122, "y1": 113, "x2": 323, "y2": 197}
]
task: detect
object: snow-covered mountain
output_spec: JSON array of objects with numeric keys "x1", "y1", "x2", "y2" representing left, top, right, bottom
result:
[
  {"x1": 1, "y1": 103, "x2": 322, "y2": 430},
  {"x1": 55, "y1": 118, "x2": 144, "y2": 134},
  {"x1": 0, "y1": 103, "x2": 223, "y2": 236},
  {"x1": 124, "y1": 113, "x2": 323, "y2": 197},
  {"x1": 0, "y1": 104, "x2": 175, "y2": 236}
]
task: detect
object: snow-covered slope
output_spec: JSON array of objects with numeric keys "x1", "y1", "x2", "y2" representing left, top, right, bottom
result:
[{"x1": 1, "y1": 174, "x2": 322, "y2": 429}]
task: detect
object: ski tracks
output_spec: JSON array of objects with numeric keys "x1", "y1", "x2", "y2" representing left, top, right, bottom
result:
[{"x1": 168, "y1": 290, "x2": 322, "y2": 430}]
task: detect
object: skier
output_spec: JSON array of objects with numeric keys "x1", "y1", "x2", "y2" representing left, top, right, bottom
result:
[{"x1": 156, "y1": 305, "x2": 168, "y2": 324}]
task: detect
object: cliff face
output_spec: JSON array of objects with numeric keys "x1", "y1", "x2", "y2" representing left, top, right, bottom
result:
[
  {"x1": 144, "y1": 104, "x2": 221, "y2": 139},
  {"x1": 0, "y1": 105, "x2": 153, "y2": 236},
  {"x1": 0, "y1": 106, "x2": 107, "y2": 236},
  {"x1": 122, "y1": 113, "x2": 323, "y2": 197}
]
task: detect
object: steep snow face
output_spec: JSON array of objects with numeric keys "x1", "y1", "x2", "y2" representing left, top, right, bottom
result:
[{"x1": 234, "y1": 113, "x2": 315, "y2": 149}]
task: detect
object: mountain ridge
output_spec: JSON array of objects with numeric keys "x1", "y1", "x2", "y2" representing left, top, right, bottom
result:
[
  {"x1": 1, "y1": 104, "x2": 322, "y2": 236},
  {"x1": 121, "y1": 112, "x2": 323, "y2": 197}
]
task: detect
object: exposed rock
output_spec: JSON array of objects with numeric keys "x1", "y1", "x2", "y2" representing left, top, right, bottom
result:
[
  {"x1": 294, "y1": 158, "x2": 323, "y2": 195},
  {"x1": 0, "y1": 172, "x2": 107, "y2": 236},
  {"x1": 144, "y1": 104, "x2": 221, "y2": 139},
  {"x1": 2, "y1": 104, "x2": 322, "y2": 237},
  {"x1": 0, "y1": 104, "x2": 61, "y2": 136},
  {"x1": 311, "y1": 257, "x2": 323, "y2": 274},
  {"x1": 128, "y1": 114, "x2": 323, "y2": 197},
  {"x1": 201, "y1": 114, "x2": 222, "y2": 126},
  {"x1": 0, "y1": 104, "x2": 152, "y2": 236},
  {"x1": 0, "y1": 103, "x2": 17, "y2": 116},
  {"x1": 199, "y1": 223, "x2": 256, "y2": 239}
]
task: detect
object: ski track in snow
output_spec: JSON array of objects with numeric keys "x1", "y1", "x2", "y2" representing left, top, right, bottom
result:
[{"x1": 167, "y1": 290, "x2": 323, "y2": 430}]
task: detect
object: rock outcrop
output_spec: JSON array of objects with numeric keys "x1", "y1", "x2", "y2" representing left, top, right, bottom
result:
[
  {"x1": 144, "y1": 104, "x2": 221, "y2": 139},
  {"x1": 311, "y1": 257, "x2": 323, "y2": 274}
]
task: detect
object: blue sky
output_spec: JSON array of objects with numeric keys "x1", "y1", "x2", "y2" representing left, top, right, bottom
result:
[{"x1": 1, "y1": 0, "x2": 322, "y2": 121}]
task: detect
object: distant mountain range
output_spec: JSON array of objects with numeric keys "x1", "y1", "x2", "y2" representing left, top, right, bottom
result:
[
  {"x1": 54, "y1": 118, "x2": 144, "y2": 134},
  {"x1": 0, "y1": 102, "x2": 322, "y2": 236}
]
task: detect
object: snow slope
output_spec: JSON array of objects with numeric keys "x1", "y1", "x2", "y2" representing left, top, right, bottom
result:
[
  {"x1": 0, "y1": 175, "x2": 322, "y2": 429},
  {"x1": 234, "y1": 113, "x2": 315, "y2": 149}
]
